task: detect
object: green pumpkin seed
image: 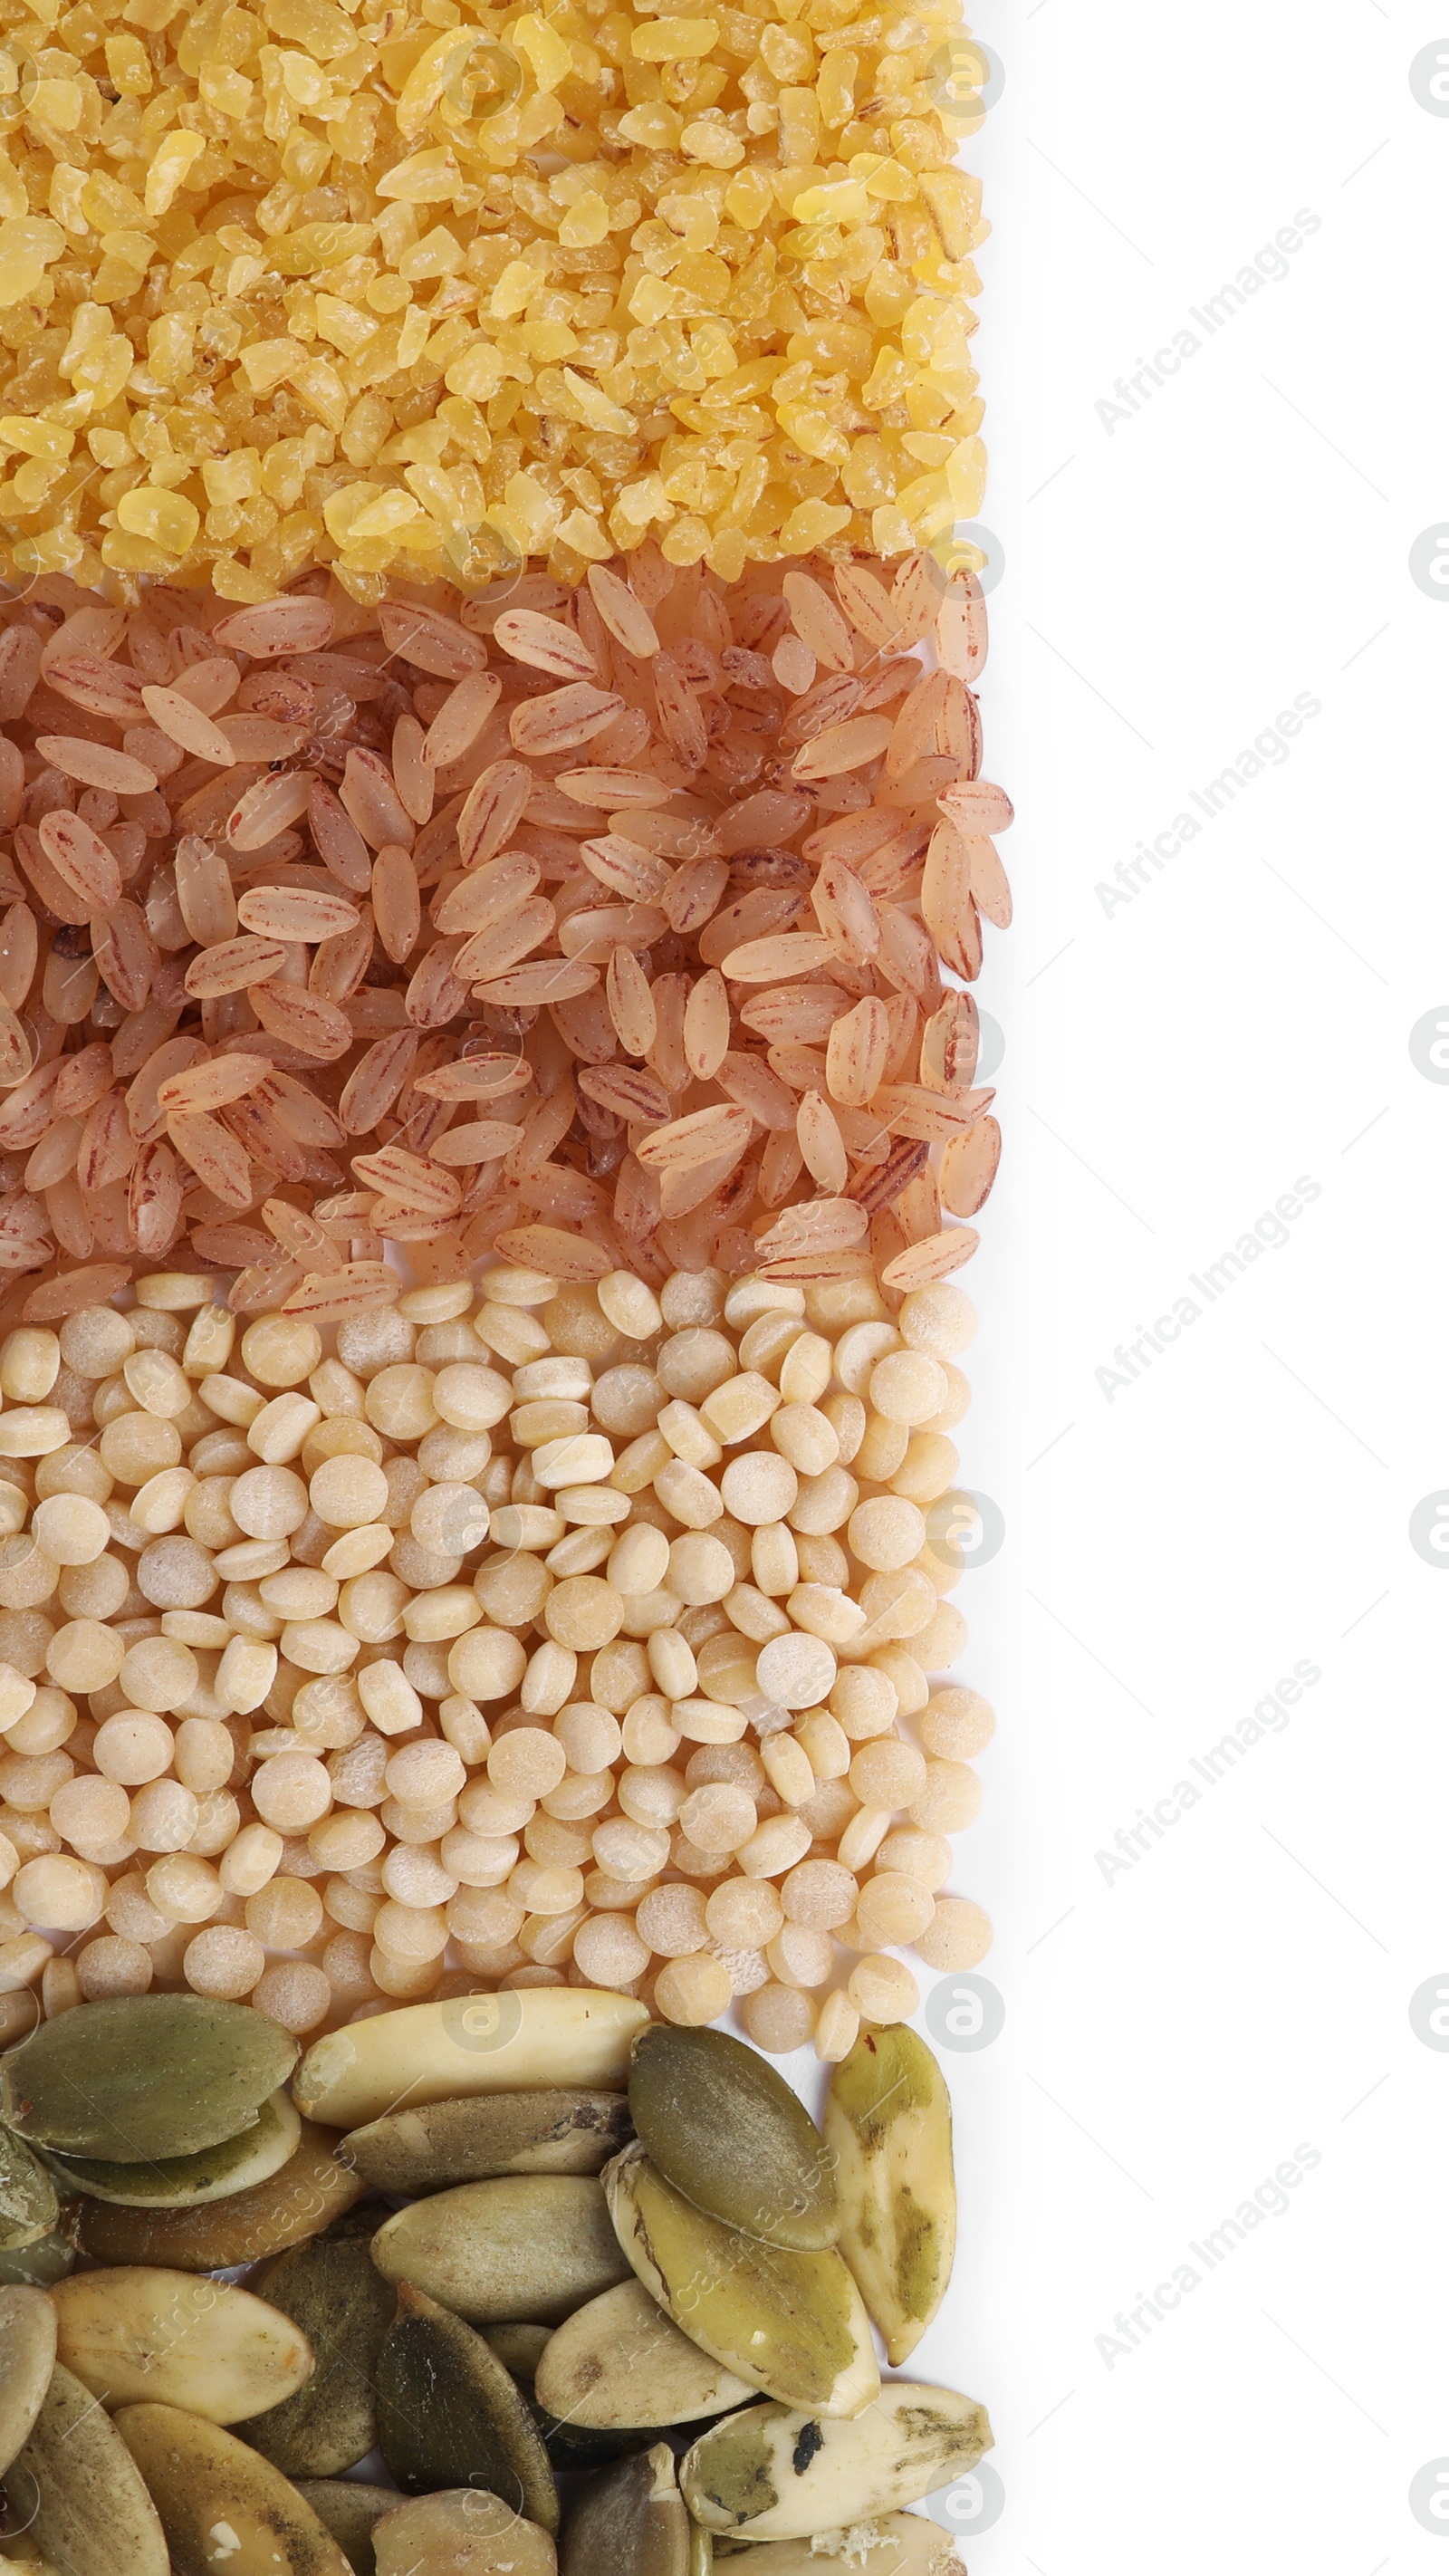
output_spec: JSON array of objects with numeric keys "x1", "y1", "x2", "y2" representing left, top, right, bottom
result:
[
  {"x1": 561, "y1": 2441, "x2": 693, "y2": 2576},
  {"x1": 244, "y1": 2235, "x2": 395, "y2": 2476},
  {"x1": 374, "y1": 2281, "x2": 559, "y2": 2532},
  {"x1": 371, "y1": 2489, "x2": 558, "y2": 2576},
  {"x1": 343, "y1": 2087, "x2": 635, "y2": 2194},
  {"x1": 6, "y1": 2360, "x2": 168, "y2": 2576},
  {"x1": 293, "y1": 2483, "x2": 395, "y2": 2576},
  {"x1": 294, "y1": 1988, "x2": 648, "y2": 2130},
  {"x1": 823, "y1": 2023, "x2": 955, "y2": 2366},
  {"x1": 2, "y1": 1996, "x2": 298, "y2": 2163},
  {"x1": 713, "y1": 2515, "x2": 964, "y2": 2571},
  {"x1": 74, "y1": 2120, "x2": 366, "y2": 2272},
  {"x1": 679, "y1": 2385, "x2": 993, "y2": 2542},
  {"x1": 628, "y1": 2025, "x2": 838, "y2": 2251},
  {"x1": 0, "y1": 2216, "x2": 76, "y2": 2288},
  {"x1": 0, "y1": 2283, "x2": 56, "y2": 2479},
  {"x1": 604, "y1": 2143, "x2": 878, "y2": 2421},
  {"x1": 114, "y1": 2401, "x2": 351, "y2": 2576},
  {"x1": 51, "y1": 2267, "x2": 313, "y2": 2423},
  {"x1": 42, "y1": 2089, "x2": 301, "y2": 2210},
  {"x1": 0, "y1": 2118, "x2": 58, "y2": 2248},
  {"x1": 371, "y1": 2173, "x2": 631, "y2": 2325},
  {"x1": 536, "y1": 2279, "x2": 756, "y2": 2429}
]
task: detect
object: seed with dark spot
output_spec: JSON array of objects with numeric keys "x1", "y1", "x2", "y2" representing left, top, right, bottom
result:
[{"x1": 791, "y1": 2421, "x2": 823, "y2": 2476}]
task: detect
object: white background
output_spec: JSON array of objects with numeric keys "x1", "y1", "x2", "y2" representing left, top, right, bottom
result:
[{"x1": 848, "y1": 5, "x2": 1449, "y2": 2571}]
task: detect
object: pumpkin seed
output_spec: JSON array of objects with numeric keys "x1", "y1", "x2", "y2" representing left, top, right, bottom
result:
[
  {"x1": 371, "y1": 2489, "x2": 558, "y2": 2576},
  {"x1": 74, "y1": 2120, "x2": 365, "y2": 2271},
  {"x1": 371, "y1": 2173, "x2": 630, "y2": 2326},
  {"x1": 679, "y1": 2385, "x2": 993, "y2": 2542},
  {"x1": 0, "y1": 2217, "x2": 76, "y2": 2288},
  {"x1": 343, "y1": 2087, "x2": 635, "y2": 2194},
  {"x1": 0, "y1": 2119, "x2": 57, "y2": 2248},
  {"x1": 0, "y1": 2283, "x2": 56, "y2": 2479},
  {"x1": 713, "y1": 2516, "x2": 964, "y2": 2571},
  {"x1": 244, "y1": 2235, "x2": 395, "y2": 2476},
  {"x1": 823, "y1": 2025, "x2": 955, "y2": 2365},
  {"x1": 293, "y1": 2483, "x2": 395, "y2": 2576},
  {"x1": 561, "y1": 2441, "x2": 692, "y2": 2576},
  {"x1": 536, "y1": 2279, "x2": 755, "y2": 2429},
  {"x1": 5, "y1": 2360, "x2": 168, "y2": 2576},
  {"x1": 374, "y1": 2282, "x2": 559, "y2": 2532},
  {"x1": 627, "y1": 2025, "x2": 838, "y2": 2251},
  {"x1": 604, "y1": 2145, "x2": 878, "y2": 2421},
  {"x1": 113, "y1": 2401, "x2": 351, "y2": 2576},
  {"x1": 42, "y1": 2089, "x2": 301, "y2": 2209},
  {"x1": 294, "y1": 1989, "x2": 648, "y2": 2131},
  {"x1": 2, "y1": 1996, "x2": 297, "y2": 2162},
  {"x1": 50, "y1": 2267, "x2": 313, "y2": 2424}
]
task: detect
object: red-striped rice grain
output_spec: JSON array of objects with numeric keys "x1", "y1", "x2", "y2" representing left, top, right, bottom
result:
[
  {"x1": 605, "y1": 944, "x2": 657, "y2": 1058},
  {"x1": 226, "y1": 773, "x2": 314, "y2": 851},
  {"x1": 586, "y1": 564, "x2": 660, "y2": 658},
  {"x1": 377, "y1": 600, "x2": 485, "y2": 680},
  {"x1": 184, "y1": 937, "x2": 288, "y2": 999},
  {"x1": 213, "y1": 599, "x2": 335, "y2": 658},
  {"x1": 248, "y1": 983, "x2": 353, "y2": 1061},
  {"x1": 36, "y1": 736, "x2": 157, "y2": 796},
  {"x1": 473, "y1": 959, "x2": 599, "y2": 1008},
  {"x1": 37, "y1": 812, "x2": 120, "y2": 914},
  {"x1": 167, "y1": 1110, "x2": 252, "y2": 1207},
  {"x1": 509, "y1": 684, "x2": 623, "y2": 756},
  {"x1": 236, "y1": 888, "x2": 361, "y2": 944},
  {"x1": 421, "y1": 672, "x2": 502, "y2": 770},
  {"x1": 494, "y1": 609, "x2": 598, "y2": 682},
  {"x1": 281, "y1": 1259, "x2": 398, "y2": 1318},
  {"x1": 140, "y1": 687, "x2": 235, "y2": 766}
]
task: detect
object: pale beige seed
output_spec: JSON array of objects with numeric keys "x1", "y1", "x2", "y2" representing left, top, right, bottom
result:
[
  {"x1": 741, "y1": 1980, "x2": 817, "y2": 2052},
  {"x1": 655, "y1": 1951, "x2": 734, "y2": 2025},
  {"x1": 846, "y1": 1954, "x2": 920, "y2": 2023}
]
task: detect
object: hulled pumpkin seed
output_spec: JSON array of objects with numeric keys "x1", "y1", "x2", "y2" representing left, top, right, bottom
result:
[
  {"x1": 536, "y1": 2280, "x2": 756, "y2": 2429},
  {"x1": 2, "y1": 1996, "x2": 297, "y2": 2163},
  {"x1": 113, "y1": 2402, "x2": 351, "y2": 2576},
  {"x1": 679, "y1": 2385, "x2": 993, "y2": 2542},
  {"x1": 0, "y1": 2119, "x2": 58, "y2": 2249},
  {"x1": 371, "y1": 2488, "x2": 559, "y2": 2576},
  {"x1": 627, "y1": 2026, "x2": 838, "y2": 2252},
  {"x1": 374, "y1": 2282, "x2": 559, "y2": 2532},
  {"x1": 371, "y1": 2174, "x2": 630, "y2": 2326},
  {"x1": 343, "y1": 2088, "x2": 635, "y2": 2194},
  {"x1": 604, "y1": 2144, "x2": 878, "y2": 2421},
  {"x1": 294, "y1": 1989, "x2": 648, "y2": 2131},
  {"x1": 5, "y1": 2360, "x2": 168, "y2": 2576},
  {"x1": 42, "y1": 2090, "x2": 301, "y2": 2210},
  {"x1": 0, "y1": 2283, "x2": 56, "y2": 2480},
  {"x1": 74, "y1": 2121, "x2": 365, "y2": 2272},
  {"x1": 244, "y1": 2235, "x2": 396, "y2": 2476},
  {"x1": 823, "y1": 2025, "x2": 955, "y2": 2365},
  {"x1": 293, "y1": 2482, "x2": 395, "y2": 2576},
  {"x1": 50, "y1": 2267, "x2": 313, "y2": 2424},
  {"x1": 561, "y1": 2442, "x2": 693, "y2": 2576},
  {"x1": 0, "y1": 2217, "x2": 76, "y2": 2288},
  {"x1": 713, "y1": 2515, "x2": 964, "y2": 2571}
]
